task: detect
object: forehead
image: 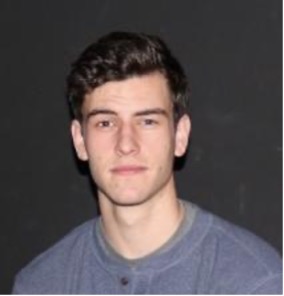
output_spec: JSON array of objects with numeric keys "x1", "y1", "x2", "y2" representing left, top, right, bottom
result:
[{"x1": 82, "y1": 72, "x2": 173, "y2": 114}]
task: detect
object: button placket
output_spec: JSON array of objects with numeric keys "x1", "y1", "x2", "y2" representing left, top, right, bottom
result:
[{"x1": 120, "y1": 276, "x2": 129, "y2": 286}]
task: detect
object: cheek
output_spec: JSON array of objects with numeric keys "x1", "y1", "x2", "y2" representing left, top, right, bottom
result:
[
  {"x1": 146, "y1": 133, "x2": 175, "y2": 162},
  {"x1": 87, "y1": 151, "x2": 110, "y2": 186},
  {"x1": 85, "y1": 139, "x2": 111, "y2": 174},
  {"x1": 85, "y1": 133, "x2": 112, "y2": 155}
]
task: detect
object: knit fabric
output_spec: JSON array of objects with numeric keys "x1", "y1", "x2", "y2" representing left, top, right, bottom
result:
[{"x1": 13, "y1": 201, "x2": 282, "y2": 294}]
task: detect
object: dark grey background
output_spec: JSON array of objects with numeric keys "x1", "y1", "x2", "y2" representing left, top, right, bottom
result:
[{"x1": 0, "y1": 0, "x2": 282, "y2": 293}]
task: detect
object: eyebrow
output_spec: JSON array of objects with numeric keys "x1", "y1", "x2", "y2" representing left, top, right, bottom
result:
[
  {"x1": 86, "y1": 109, "x2": 117, "y2": 120},
  {"x1": 85, "y1": 108, "x2": 169, "y2": 120},
  {"x1": 134, "y1": 108, "x2": 169, "y2": 117}
]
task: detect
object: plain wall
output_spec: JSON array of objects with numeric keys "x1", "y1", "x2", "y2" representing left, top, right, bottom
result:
[{"x1": 0, "y1": 0, "x2": 281, "y2": 293}]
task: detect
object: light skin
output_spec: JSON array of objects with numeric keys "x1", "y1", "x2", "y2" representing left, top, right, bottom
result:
[{"x1": 71, "y1": 72, "x2": 191, "y2": 259}]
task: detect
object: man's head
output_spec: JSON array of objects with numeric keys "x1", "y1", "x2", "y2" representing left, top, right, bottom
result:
[
  {"x1": 68, "y1": 32, "x2": 191, "y2": 207},
  {"x1": 67, "y1": 31, "x2": 189, "y2": 123}
]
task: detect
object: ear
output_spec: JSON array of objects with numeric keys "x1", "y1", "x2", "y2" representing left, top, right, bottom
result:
[
  {"x1": 70, "y1": 120, "x2": 88, "y2": 161},
  {"x1": 174, "y1": 114, "x2": 191, "y2": 157}
]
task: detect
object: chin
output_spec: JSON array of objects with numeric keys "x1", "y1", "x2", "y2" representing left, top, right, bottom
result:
[
  {"x1": 111, "y1": 197, "x2": 148, "y2": 207},
  {"x1": 106, "y1": 191, "x2": 151, "y2": 207}
]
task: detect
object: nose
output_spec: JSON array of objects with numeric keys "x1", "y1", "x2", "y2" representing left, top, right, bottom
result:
[{"x1": 115, "y1": 122, "x2": 139, "y2": 156}]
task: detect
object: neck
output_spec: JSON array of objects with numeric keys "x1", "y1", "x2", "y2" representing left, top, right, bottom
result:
[{"x1": 98, "y1": 179, "x2": 184, "y2": 259}]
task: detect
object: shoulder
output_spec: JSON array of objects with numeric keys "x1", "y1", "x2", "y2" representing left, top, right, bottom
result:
[
  {"x1": 192, "y1": 205, "x2": 282, "y2": 294},
  {"x1": 13, "y1": 219, "x2": 96, "y2": 294}
]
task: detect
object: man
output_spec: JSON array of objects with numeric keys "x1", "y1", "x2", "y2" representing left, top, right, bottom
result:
[{"x1": 13, "y1": 32, "x2": 282, "y2": 294}]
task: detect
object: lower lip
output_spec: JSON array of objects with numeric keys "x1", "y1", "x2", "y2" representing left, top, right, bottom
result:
[{"x1": 111, "y1": 167, "x2": 147, "y2": 176}]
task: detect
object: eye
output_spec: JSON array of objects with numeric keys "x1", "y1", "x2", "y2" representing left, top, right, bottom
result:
[
  {"x1": 145, "y1": 119, "x2": 155, "y2": 125},
  {"x1": 96, "y1": 120, "x2": 114, "y2": 128},
  {"x1": 141, "y1": 118, "x2": 159, "y2": 127}
]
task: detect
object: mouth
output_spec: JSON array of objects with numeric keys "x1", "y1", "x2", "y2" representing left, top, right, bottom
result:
[{"x1": 110, "y1": 165, "x2": 147, "y2": 176}]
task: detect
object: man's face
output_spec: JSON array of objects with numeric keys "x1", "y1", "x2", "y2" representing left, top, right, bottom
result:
[{"x1": 71, "y1": 72, "x2": 190, "y2": 207}]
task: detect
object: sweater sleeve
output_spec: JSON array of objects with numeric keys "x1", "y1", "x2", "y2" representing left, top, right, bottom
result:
[
  {"x1": 248, "y1": 273, "x2": 283, "y2": 295},
  {"x1": 12, "y1": 272, "x2": 27, "y2": 295}
]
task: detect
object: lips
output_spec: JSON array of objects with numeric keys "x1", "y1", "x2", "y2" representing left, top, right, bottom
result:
[{"x1": 110, "y1": 165, "x2": 147, "y2": 175}]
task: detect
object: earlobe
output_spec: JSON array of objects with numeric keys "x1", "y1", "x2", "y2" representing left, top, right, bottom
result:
[
  {"x1": 174, "y1": 115, "x2": 191, "y2": 157},
  {"x1": 71, "y1": 120, "x2": 88, "y2": 161}
]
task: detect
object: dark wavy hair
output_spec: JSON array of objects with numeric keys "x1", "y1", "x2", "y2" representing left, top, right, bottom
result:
[{"x1": 67, "y1": 31, "x2": 189, "y2": 122}]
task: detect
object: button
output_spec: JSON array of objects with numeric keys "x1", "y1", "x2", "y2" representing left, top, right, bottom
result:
[{"x1": 120, "y1": 277, "x2": 129, "y2": 286}]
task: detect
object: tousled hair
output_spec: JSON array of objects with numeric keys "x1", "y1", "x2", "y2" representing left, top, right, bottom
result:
[{"x1": 67, "y1": 31, "x2": 189, "y2": 122}]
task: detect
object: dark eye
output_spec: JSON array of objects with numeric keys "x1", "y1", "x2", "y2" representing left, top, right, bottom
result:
[
  {"x1": 143, "y1": 118, "x2": 157, "y2": 126},
  {"x1": 97, "y1": 120, "x2": 113, "y2": 128}
]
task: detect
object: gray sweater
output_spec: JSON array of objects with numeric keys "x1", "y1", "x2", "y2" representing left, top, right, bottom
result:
[{"x1": 13, "y1": 201, "x2": 282, "y2": 294}]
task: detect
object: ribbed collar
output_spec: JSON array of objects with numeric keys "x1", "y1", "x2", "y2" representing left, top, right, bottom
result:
[{"x1": 91, "y1": 200, "x2": 212, "y2": 274}]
